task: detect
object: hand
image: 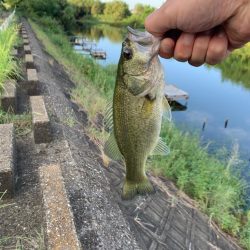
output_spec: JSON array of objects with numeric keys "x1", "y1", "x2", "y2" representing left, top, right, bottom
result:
[{"x1": 145, "y1": 0, "x2": 250, "y2": 66}]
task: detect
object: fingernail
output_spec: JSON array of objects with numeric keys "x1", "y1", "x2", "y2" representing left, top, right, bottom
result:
[
  {"x1": 162, "y1": 45, "x2": 172, "y2": 54},
  {"x1": 182, "y1": 33, "x2": 194, "y2": 46}
]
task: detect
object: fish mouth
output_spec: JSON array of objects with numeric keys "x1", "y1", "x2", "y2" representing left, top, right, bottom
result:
[
  {"x1": 127, "y1": 26, "x2": 147, "y2": 38},
  {"x1": 127, "y1": 26, "x2": 160, "y2": 60},
  {"x1": 128, "y1": 26, "x2": 152, "y2": 44}
]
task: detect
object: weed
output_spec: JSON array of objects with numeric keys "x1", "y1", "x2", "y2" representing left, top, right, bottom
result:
[
  {"x1": 63, "y1": 116, "x2": 76, "y2": 128},
  {"x1": 0, "y1": 22, "x2": 20, "y2": 93},
  {"x1": 0, "y1": 110, "x2": 32, "y2": 136},
  {"x1": 0, "y1": 229, "x2": 45, "y2": 250}
]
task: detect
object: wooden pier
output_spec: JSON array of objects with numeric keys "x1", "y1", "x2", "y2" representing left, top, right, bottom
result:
[
  {"x1": 70, "y1": 36, "x2": 107, "y2": 59},
  {"x1": 90, "y1": 50, "x2": 107, "y2": 60},
  {"x1": 164, "y1": 84, "x2": 189, "y2": 101}
]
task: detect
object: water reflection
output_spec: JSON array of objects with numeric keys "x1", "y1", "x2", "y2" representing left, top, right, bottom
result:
[
  {"x1": 74, "y1": 24, "x2": 125, "y2": 43},
  {"x1": 216, "y1": 48, "x2": 250, "y2": 91}
]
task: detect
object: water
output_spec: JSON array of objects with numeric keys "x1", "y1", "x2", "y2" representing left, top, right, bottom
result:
[{"x1": 73, "y1": 24, "x2": 250, "y2": 174}]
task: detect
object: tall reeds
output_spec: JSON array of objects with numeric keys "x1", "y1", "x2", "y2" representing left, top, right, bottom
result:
[{"x1": 0, "y1": 23, "x2": 19, "y2": 94}]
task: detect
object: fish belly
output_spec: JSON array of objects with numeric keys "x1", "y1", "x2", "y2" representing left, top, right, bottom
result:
[{"x1": 113, "y1": 85, "x2": 162, "y2": 182}]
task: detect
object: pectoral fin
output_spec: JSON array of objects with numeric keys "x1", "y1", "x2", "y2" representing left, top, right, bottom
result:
[
  {"x1": 151, "y1": 137, "x2": 170, "y2": 156},
  {"x1": 162, "y1": 97, "x2": 172, "y2": 122},
  {"x1": 104, "y1": 132, "x2": 123, "y2": 161}
]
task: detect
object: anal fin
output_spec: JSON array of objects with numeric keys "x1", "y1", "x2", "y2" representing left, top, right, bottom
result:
[
  {"x1": 104, "y1": 132, "x2": 123, "y2": 161},
  {"x1": 151, "y1": 137, "x2": 170, "y2": 156}
]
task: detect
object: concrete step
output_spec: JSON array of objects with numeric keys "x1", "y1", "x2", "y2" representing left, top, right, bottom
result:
[
  {"x1": 27, "y1": 68, "x2": 38, "y2": 95},
  {"x1": 30, "y1": 96, "x2": 51, "y2": 144},
  {"x1": 25, "y1": 54, "x2": 35, "y2": 69},
  {"x1": 11, "y1": 49, "x2": 18, "y2": 58},
  {"x1": 0, "y1": 123, "x2": 15, "y2": 199},
  {"x1": 23, "y1": 38, "x2": 29, "y2": 45},
  {"x1": 24, "y1": 45, "x2": 31, "y2": 54},
  {"x1": 39, "y1": 164, "x2": 81, "y2": 249}
]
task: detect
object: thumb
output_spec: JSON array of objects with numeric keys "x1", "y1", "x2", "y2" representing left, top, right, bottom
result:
[{"x1": 145, "y1": 1, "x2": 178, "y2": 37}]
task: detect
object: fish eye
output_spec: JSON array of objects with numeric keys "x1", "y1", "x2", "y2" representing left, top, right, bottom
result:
[{"x1": 123, "y1": 47, "x2": 133, "y2": 60}]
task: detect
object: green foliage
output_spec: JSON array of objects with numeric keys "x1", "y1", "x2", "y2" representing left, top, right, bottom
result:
[
  {"x1": 67, "y1": 0, "x2": 96, "y2": 15},
  {"x1": 33, "y1": 16, "x2": 62, "y2": 34},
  {"x1": 216, "y1": 43, "x2": 250, "y2": 90},
  {"x1": 103, "y1": 0, "x2": 130, "y2": 21},
  {"x1": 1, "y1": 0, "x2": 22, "y2": 9},
  {"x1": 0, "y1": 23, "x2": 19, "y2": 93},
  {"x1": 91, "y1": 0, "x2": 103, "y2": 16},
  {"x1": 240, "y1": 211, "x2": 250, "y2": 248},
  {"x1": 61, "y1": 4, "x2": 76, "y2": 30},
  {"x1": 17, "y1": 0, "x2": 76, "y2": 31},
  {"x1": 134, "y1": 3, "x2": 155, "y2": 20}
]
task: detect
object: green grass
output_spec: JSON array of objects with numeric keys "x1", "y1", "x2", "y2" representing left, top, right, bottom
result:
[
  {"x1": 0, "y1": 110, "x2": 32, "y2": 136},
  {"x1": 152, "y1": 123, "x2": 248, "y2": 234},
  {"x1": 29, "y1": 17, "x2": 250, "y2": 249},
  {"x1": 0, "y1": 230, "x2": 45, "y2": 250},
  {"x1": 0, "y1": 21, "x2": 20, "y2": 94}
]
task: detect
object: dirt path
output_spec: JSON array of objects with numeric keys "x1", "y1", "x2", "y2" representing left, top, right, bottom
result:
[{"x1": 0, "y1": 19, "x2": 243, "y2": 250}]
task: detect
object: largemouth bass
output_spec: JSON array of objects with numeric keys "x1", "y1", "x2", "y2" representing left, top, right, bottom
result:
[{"x1": 104, "y1": 27, "x2": 171, "y2": 200}]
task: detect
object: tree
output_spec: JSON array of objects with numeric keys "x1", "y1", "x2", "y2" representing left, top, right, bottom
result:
[
  {"x1": 134, "y1": 3, "x2": 155, "y2": 18},
  {"x1": 61, "y1": 5, "x2": 76, "y2": 30},
  {"x1": 134, "y1": 3, "x2": 144, "y2": 15},
  {"x1": 1, "y1": 0, "x2": 23, "y2": 9},
  {"x1": 91, "y1": 0, "x2": 103, "y2": 16},
  {"x1": 104, "y1": 1, "x2": 130, "y2": 21}
]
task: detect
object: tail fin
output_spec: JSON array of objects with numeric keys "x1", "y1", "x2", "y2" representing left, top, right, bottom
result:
[{"x1": 122, "y1": 179, "x2": 154, "y2": 200}]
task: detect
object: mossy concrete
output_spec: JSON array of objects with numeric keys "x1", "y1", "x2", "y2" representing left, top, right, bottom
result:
[
  {"x1": 30, "y1": 96, "x2": 51, "y2": 144},
  {"x1": 26, "y1": 68, "x2": 38, "y2": 95},
  {"x1": 25, "y1": 54, "x2": 35, "y2": 69}
]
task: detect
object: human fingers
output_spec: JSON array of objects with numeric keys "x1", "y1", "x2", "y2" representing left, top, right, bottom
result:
[
  {"x1": 144, "y1": 0, "x2": 178, "y2": 37},
  {"x1": 159, "y1": 38, "x2": 175, "y2": 59},
  {"x1": 145, "y1": 0, "x2": 242, "y2": 38},
  {"x1": 173, "y1": 33, "x2": 195, "y2": 62},
  {"x1": 188, "y1": 32, "x2": 211, "y2": 67},
  {"x1": 224, "y1": 2, "x2": 250, "y2": 49},
  {"x1": 205, "y1": 31, "x2": 228, "y2": 65}
]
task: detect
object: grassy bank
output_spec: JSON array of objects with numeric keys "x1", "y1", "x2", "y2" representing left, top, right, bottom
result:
[
  {"x1": 0, "y1": 21, "x2": 20, "y2": 93},
  {"x1": 29, "y1": 17, "x2": 250, "y2": 249}
]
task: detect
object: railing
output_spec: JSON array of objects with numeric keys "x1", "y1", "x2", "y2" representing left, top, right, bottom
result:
[{"x1": 0, "y1": 8, "x2": 15, "y2": 32}]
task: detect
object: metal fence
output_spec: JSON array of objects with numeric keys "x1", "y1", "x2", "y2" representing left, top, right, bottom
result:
[{"x1": 0, "y1": 9, "x2": 15, "y2": 32}]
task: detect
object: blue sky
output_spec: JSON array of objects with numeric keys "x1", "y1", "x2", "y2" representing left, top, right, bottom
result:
[{"x1": 103, "y1": 0, "x2": 164, "y2": 9}]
